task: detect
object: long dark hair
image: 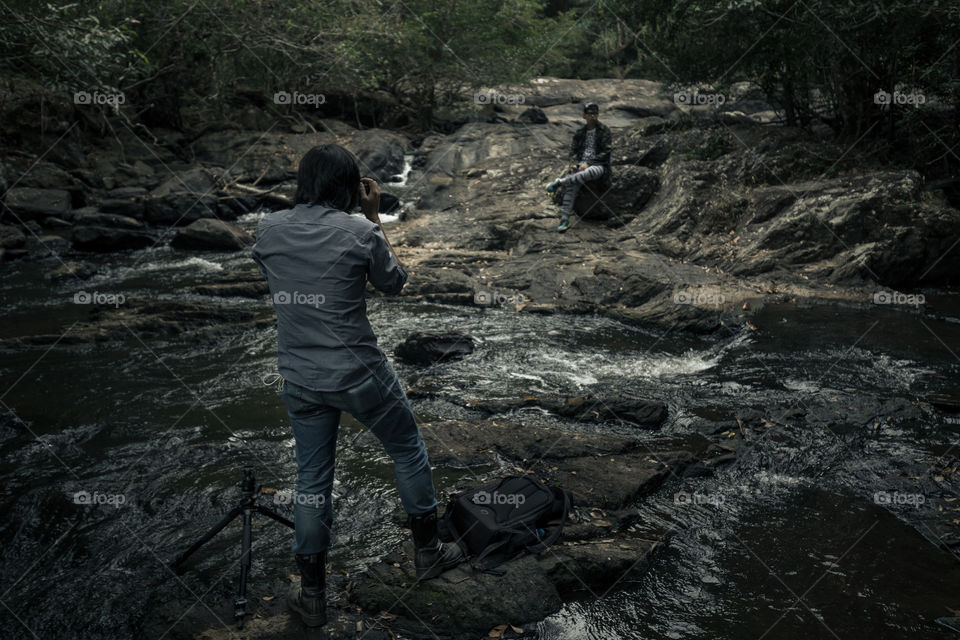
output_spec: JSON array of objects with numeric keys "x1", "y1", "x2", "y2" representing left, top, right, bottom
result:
[{"x1": 294, "y1": 144, "x2": 361, "y2": 211}]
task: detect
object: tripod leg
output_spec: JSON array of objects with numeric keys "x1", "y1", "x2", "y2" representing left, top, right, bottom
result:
[
  {"x1": 256, "y1": 504, "x2": 294, "y2": 529},
  {"x1": 170, "y1": 503, "x2": 245, "y2": 571},
  {"x1": 235, "y1": 504, "x2": 253, "y2": 629}
]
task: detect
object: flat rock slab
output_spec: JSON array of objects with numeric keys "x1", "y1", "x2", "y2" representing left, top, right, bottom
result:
[
  {"x1": 396, "y1": 419, "x2": 637, "y2": 468},
  {"x1": 373, "y1": 419, "x2": 699, "y2": 508},
  {"x1": 346, "y1": 537, "x2": 659, "y2": 639},
  {"x1": 465, "y1": 394, "x2": 668, "y2": 429},
  {"x1": 538, "y1": 449, "x2": 698, "y2": 509}
]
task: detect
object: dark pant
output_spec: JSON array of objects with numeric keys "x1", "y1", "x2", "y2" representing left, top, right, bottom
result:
[
  {"x1": 560, "y1": 164, "x2": 605, "y2": 218},
  {"x1": 280, "y1": 357, "x2": 438, "y2": 554}
]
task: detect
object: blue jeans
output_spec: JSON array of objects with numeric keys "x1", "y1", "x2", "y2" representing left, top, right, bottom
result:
[{"x1": 280, "y1": 357, "x2": 438, "y2": 555}]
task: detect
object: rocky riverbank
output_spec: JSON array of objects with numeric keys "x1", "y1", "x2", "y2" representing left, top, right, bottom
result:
[
  {"x1": 4, "y1": 77, "x2": 960, "y2": 639},
  {"x1": 3, "y1": 77, "x2": 957, "y2": 338}
]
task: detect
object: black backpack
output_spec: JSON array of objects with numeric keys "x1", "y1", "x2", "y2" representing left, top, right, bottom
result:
[{"x1": 438, "y1": 474, "x2": 573, "y2": 575}]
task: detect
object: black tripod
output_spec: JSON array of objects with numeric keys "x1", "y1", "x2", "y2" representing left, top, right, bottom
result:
[{"x1": 170, "y1": 467, "x2": 294, "y2": 629}]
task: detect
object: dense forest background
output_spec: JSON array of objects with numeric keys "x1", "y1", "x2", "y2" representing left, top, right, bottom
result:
[{"x1": 1, "y1": 1, "x2": 958, "y2": 177}]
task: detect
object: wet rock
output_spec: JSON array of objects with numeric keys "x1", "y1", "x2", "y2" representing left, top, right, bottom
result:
[
  {"x1": 544, "y1": 394, "x2": 668, "y2": 428},
  {"x1": 170, "y1": 218, "x2": 252, "y2": 251},
  {"x1": 572, "y1": 166, "x2": 660, "y2": 225},
  {"x1": 3, "y1": 187, "x2": 72, "y2": 221},
  {"x1": 40, "y1": 216, "x2": 72, "y2": 230},
  {"x1": 194, "y1": 281, "x2": 269, "y2": 298},
  {"x1": 928, "y1": 392, "x2": 960, "y2": 413},
  {"x1": 0, "y1": 407, "x2": 29, "y2": 444},
  {"x1": 106, "y1": 186, "x2": 148, "y2": 199},
  {"x1": 412, "y1": 419, "x2": 638, "y2": 468},
  {"x1": 379, "y1": 190, "x2": 400, "y2": 214},
  {"x1": 99, "y1": 186, "x2": 147, "y2": 218},
  {"x1": 343, "y1": 407, "x2": 690, "y2": 637},
  {"x1": 349, "y1": 550, "x2": 562, "y2": 639},
  {"x1": 419, "y1": 121, "x2": 571, "y2": 176},
  {"x1": 466, "y1": 394, "x2": 668, "y2": 429},
  {"x1": 192, "y1": 131, "x2": 316, "y2": 183},
  {"x1": 44, "y1": 261, "x2": 96, "y2": 283},
  {"x1": 349, "y1": 129, "x2": 408, "y2": 183},
  {"x1": 517, "y1": 107, "x2": 548, "y2": 124},
  {"x1": 347, "y1": 535, "x2": 659, "y2": 640},
  {"x1": 218, "y1": 194, "x2": 259, "y2": 218},
  {"x1": 631, "y1": 115, "x2": 674, "y2": 137},
  {"x1": 0, "y1": 300, "x2": 272, "y2": 349},
  {"x1": 394, "y1": 330, "x2": 475, "y2": 365},
  {"x1": 0, "y1": 224, "x2": 26, "y2": 249},
  {"x1": 144, "y1": 168, "x2": 221, "y2": 225},
  {"x1": 72, "y1": 211, "x2": 144, "y2": 230},
  {"x1": 6, "y1": 161, "x2": 81, "y2": 193},
  {"x1": 409, "y1": 419, "x2": 700, "y2": 508},
  {"x1": 72, "y1": 225, "x2": 155, "y2": 252},
  {"x1": 28, "y1": 234, "x2": 71, "y2": 255},
  {"x1": 540, "y1": 450, "x2": 697, "y2": 509}
]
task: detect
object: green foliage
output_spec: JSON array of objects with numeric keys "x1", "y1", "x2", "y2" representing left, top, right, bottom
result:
[
  {"x1": 0, "y1": 0, "x2": 570, "y2": 129},
  {"x1": 336, "y1": 0, "x2": 571, "y2": 124},
  {"x1": 0, "y1": 2, "x2": 140, "y2": 96}
]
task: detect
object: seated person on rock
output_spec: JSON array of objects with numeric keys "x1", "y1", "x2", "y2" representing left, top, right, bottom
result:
[
  {"x1": 546, "y1": 102, "x2": 612, "y2": 232},
  {"x1": 252, "y1": 144, "x2": 463, "y2": 629}
]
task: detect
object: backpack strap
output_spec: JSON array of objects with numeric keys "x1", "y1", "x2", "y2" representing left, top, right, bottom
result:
[
  {"x1": 525, "y1": 488, "x2": 571, "y2": 554},
  {"x1": 468, "y1": 538, "x2": 511, "y2": 576}
]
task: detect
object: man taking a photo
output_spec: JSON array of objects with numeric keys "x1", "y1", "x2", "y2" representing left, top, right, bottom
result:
[{"x1": 252, "y1": 144, "x2": 463, "y2": 628}]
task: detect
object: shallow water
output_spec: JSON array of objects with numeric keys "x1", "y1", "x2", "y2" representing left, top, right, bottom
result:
[{"x1": 1, "y1": 243, "x2": 958, "y2": 639}]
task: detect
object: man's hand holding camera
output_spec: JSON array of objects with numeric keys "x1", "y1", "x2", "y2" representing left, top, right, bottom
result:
[{"x1": 359, "y1": 177, "x2": 380, "y2": 222}]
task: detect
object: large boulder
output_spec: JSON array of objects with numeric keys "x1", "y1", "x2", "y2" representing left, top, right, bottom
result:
[
  {"x1": 191, "y1": 131, "x2": 331, "y2": 183},
  {"x1": 347, "y1": 537, "x2": 658, "y2": 640},
  {"x1": 144, "y1": 169, "x2": 221, "y2": 225},
  {"x1": 728, "y1": 170, "x2": 960, "y2": 285},
  {"x1": 394, "y1": 330, "x2": 475, "y2": 365},
  {"x1": 100, "y1": 186, "x2": 148, "y2": 219},
  {"x1": 0, "y1": 224, "x2": 26, "y2": 249},
  {"x1": 170, "y1": 218, "x2": 252, "y2": 251},
  {"x1": 418, "y1": 121, "x2": 570, "y2": 176},
  {"x1": 347, "y1": 129, "x2": 408, "y2": 183},
  {"x1": 3, "y1": 187, "x2": 72, "y2": 221},
  {"x1": 7, "y1": 160, "x2": 78, "y2": 190},
  {"x1": 72, "y1": 226, "x2": 155, "y2": 252},
  {"x1": 573, "y1": 165, "x2": 660, "y2": 225}
]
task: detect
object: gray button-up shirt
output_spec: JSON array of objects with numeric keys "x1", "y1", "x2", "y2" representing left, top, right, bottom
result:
[{"x1": 252, "y1": 203, "x2": 407, "y2": 391}]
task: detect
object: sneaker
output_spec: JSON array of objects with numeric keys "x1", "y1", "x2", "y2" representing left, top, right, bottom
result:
[
  {"x1": 557, "y1": 219, "x2": 570, "y2": 232},
  {"x1": 546, "y1": 180, "x2": 561, "y2": 193}
]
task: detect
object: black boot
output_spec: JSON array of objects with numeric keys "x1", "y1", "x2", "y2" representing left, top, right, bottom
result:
[
  {"x1": 287, "y1": 552, "x2": 327, "y2": 627},
  {"x1": 408, "y1": 509, "x2": 464, "y2": 579}
]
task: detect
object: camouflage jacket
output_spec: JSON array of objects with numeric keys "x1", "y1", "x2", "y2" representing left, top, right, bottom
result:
[{"x1": 569, "y1": 121, "x2": 612, "y2": 179}]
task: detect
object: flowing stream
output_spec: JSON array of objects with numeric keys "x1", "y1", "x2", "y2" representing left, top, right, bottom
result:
[{"x1": 1, "y1": 225, "x2": 959, "y2": 639}]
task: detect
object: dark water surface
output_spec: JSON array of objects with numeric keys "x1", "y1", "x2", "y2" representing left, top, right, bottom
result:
[{"x1": 1, "y1": 239, "x2": 959, "y2": 639}]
